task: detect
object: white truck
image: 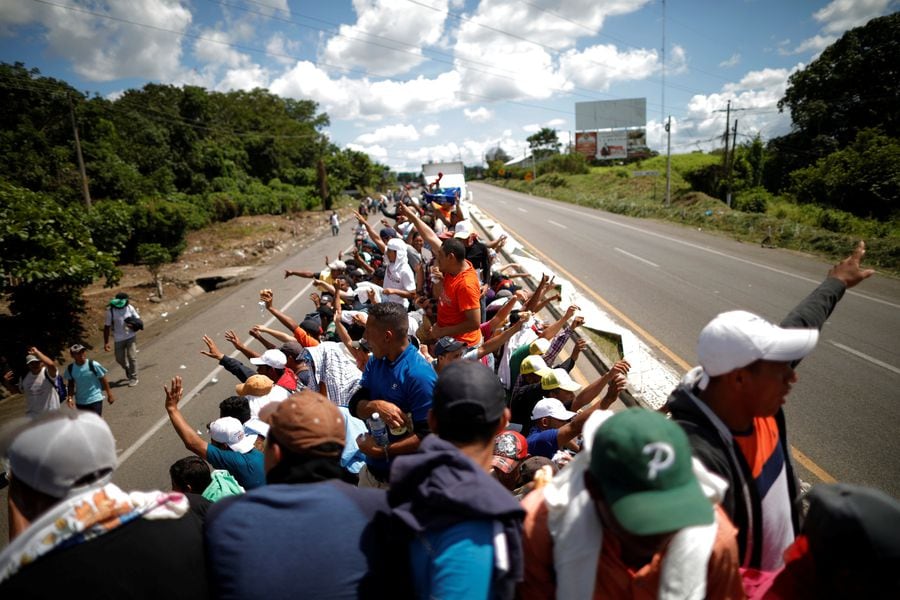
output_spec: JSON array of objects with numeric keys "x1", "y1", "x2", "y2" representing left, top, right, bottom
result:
[{"x1": 421, "y1": 161, "x2": 473, "y2": 204}]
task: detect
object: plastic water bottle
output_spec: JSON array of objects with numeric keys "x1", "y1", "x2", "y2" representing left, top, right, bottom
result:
[{"x1": 368, "y1": 412, "x2": 390, "y2": 448}]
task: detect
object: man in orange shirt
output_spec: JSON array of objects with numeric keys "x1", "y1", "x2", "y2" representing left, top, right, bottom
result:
[{"x1": 398, "y1": 204, "x2": 482, "y2": 347}]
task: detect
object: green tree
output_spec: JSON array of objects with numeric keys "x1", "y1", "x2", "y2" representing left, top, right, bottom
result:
[
  {"x1": 0, "y1": 182, "x2": 119, "y2": 360},
  {"x1": 789, "y1": 128, "x2": 900, "y2": 220},
  {"x1": 526, "y1": 128, "x2": 561, "y2": 159},
  {"x1": 137, "y1": 243, "x2": 171, "y2": 299},
  {"x1": 486, "y1": 146, "x2": 511, "y2": 163},
  {"x1": 767, "y1": 13, "x2": 900, "y2": 193}
]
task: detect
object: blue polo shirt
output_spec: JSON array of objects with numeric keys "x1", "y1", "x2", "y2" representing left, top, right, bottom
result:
[
  {"x1": 359, "y1": 344, "x2": 436, "y2": 479},
  {"x1": 526, "y1": 428, "x2": 560, "y2": 460}
]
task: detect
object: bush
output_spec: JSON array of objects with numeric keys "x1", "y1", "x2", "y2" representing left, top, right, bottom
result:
[
  {"x1": 84, "y1": 200, "x2": 135, "y2": 257},
  {"x1": 535, "y1": 173, "x2": 568, "y2": 188},
  {"x1": 539, "y1": 153, "x2": 590, "y2": 175},
  {"x1": 125, "y1": 197, "x2": 191, "y2": 262},
  {"x1": 733, "y1": 187, "x2": 771, "y2": 213}
]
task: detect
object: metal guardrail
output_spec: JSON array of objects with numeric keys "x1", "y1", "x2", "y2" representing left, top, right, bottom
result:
[{"x1": 468, "y1": 211, "x2": 640, "y2": 408}]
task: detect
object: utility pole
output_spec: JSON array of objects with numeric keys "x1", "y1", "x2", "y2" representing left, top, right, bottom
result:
[
  {"x1": 726, "y1": 119, "x2": 738, "y2": 207},
  {"x1": 532, "y1": 152, "x2": 537, "y2": 182},
  {"x1": 68, "y1": 94, "x2": 91, "y2": 210},
  {"x1": 721, "y1": 99, "x2": 731, "y2": 174},
  {"x1": 665, "y1": 116, "x2": 672, "y2": 205}
]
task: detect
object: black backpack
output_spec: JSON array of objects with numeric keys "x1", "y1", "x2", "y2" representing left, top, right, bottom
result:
[{"x1": 67, "y1": 360, "x2": 100, "y2": 379}]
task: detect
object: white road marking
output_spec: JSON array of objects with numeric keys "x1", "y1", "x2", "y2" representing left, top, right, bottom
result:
[
  {"x1": 517, "y1": 206, "x2": 528, "y2": 213},
  {"x1": 830, "y1": 341, "x2": 900, "y2": 376},
  {"x1": 498, "y1": 192, "x2": 900, "y2": 309},
  {"x1": 548, "y1": 220, "x2": 567, "y2": 229},
  {"x1": 614, "y1": 247, "x2": 659, "y2": 268}
]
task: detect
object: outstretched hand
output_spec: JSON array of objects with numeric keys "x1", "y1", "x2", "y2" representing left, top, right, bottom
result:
[
  {"x1": 200, "y1": 335, "x2": 224, "y2": 361},
  {"x1": 829, "y1": 241, "x2": 875, "y2": 289},
  {"x1": 164, "y1": 376, "x2": 183, "y2": 410}
]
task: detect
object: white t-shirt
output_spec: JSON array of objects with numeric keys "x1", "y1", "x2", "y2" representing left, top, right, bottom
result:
[
  {"x1": 21, "y1": 367, "x2": 60, "y2": 418},
  {"x1": 105, "y1": 304, "x2": 140, "y2": 342},
  {"x1": 382, "y1": 263, "x2": 416, "y2": 308}
]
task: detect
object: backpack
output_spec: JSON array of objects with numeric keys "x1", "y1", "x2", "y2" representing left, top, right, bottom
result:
[
  {"x1": 67, "y1": 360, "x2": 100, "y2": 379},
  {"x1": 55, "y1": 373, "x2": 67, "y2": 403}
]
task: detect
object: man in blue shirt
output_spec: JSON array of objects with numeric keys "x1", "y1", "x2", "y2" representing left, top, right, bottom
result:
[
  {"x1": 63, "y1": 344, "x2": 114, "y2": 416},
  {"x1": 526, "y1": 372, "x2": 626, "y2": 461},
  {"x1": 205, "y1": 392, "x2": 393, "y2": 599},
  {"x1": 389, "y1": 360, "x2": 526, "y2": 599},
  {"x1": 164, "y1": 376, "x2": 266, "y2": 489},
  {"x1": 349, "y1": 302, "x2": 436, "y2": 488}
]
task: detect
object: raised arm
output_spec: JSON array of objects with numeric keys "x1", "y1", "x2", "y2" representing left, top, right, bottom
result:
[
  {"x1": 224, "y1": 329, "x2": 258, "y2": 360},
  {"x1": 571, "y1": 361, "x2": 631, "y2": 412},
  {"x1": 353, "y1": 210, "x2": 386, "y2": 254},
  {"x1": 477, "y1": 319, "x2": 526, "y2": 358},
  {"x1": 27, "y1": 346, "x2": 57, "y2": 378},
  {"x1": 164, "y1": 376, "x2": 208, "y2": 459},
  {"x1": 558, "y1": 374, "x2": 627, "y2": 447},
  {"x1": 253, "y1": 325, "x2": 296, "y2": 343},
  {"x1": 397, "y1": 202, "x2": 442, "y2": 254},
  {"x1": 261, "y1": 288, "x2": 299, "y2": 333}
]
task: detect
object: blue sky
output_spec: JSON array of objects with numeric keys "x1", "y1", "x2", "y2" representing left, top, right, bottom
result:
[{"x1": 1, "y1": 0, "x2": 896, "y2": 171}]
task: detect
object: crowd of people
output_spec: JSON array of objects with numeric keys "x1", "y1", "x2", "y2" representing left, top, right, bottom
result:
[{"x1": 1, "y1": 187, "x2": 898, "y2": 598}]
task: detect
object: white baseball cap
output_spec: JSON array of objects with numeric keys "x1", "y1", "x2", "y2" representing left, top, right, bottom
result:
[
  {"x1": 209, "y1": 417, "x2": 257, "y2": 454},
  {"x1": 250, "y1": 348, "x2": 287, "y2": 370},
  {"x1": 698, "y1": 310, "x2": 819, "y2": 378},
  {"x1": 531, "y1": 398, "x2": 577, "y2": 422},
  {"x1": 453, "y1": 220, "x2": 473, "y2": 239}
]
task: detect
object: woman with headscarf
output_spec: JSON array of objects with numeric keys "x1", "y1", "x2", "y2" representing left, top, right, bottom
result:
[{"x1": 381, "y1": 237, "x2": 416, "y2": 309}]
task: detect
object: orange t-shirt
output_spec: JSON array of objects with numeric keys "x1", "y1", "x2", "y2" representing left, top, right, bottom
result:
[
  {"x1": 518, "y1": 489, "x2": 745, "y2": 600},
  {"x1": 438, "y1": 259, "x2": 483, "y2": 346},
  {"x1": 292, "y1": 326, "x2": 320, "y2": 347}
]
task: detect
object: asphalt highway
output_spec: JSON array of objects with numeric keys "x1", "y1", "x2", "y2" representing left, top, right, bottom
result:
[{"x1": 470, "y1": 181, "x2": 900, "y2": 498}]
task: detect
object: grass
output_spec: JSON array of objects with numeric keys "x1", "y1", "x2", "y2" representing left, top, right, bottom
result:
[{"x1": 487, "y1": 154, "x2": 900, "y2": 276}]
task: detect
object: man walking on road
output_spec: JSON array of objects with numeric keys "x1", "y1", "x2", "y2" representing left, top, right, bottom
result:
[
  {"x1": 104, "y1": 292, "x2": 141, "y2": 386},
  {"x1": 63, "y1": 344, "x2": 114, "y2": 416},
  {"x1": 667, "y1": 241, "x2": 875, "y2": 571},
  {"x1": 1, "y1": 347, "x2": 60, "y2": 418}
]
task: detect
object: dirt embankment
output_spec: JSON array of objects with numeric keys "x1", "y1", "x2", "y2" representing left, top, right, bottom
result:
[{"x1": 0, "y1": 209, "x2": 351, "y2": 416}]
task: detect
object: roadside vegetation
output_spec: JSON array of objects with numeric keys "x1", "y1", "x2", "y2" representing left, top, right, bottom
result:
[
  {"x1": 485, "y1": 14, "x2": 900, "y2": 276},
  {"x1": 0, "y1": 62, "x2": 390, "y2": 361}
]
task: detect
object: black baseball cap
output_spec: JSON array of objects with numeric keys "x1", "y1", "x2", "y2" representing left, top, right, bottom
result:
[
  {"x1": 432, "y1": 361, "x2": 505, "y2": 425},
  {"x1": 434, "y1": 336, "x2": 466, "y2": 357}
]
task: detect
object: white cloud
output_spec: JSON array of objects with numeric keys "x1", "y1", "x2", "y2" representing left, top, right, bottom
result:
[
  {"x1": 676, "y1": 66, "x2": 799, "y2": 151},
  {"x1": 321, "y1": 0, "x2": 450, "y2": 77},
  {"x1": 457, "y1": 0, "x2": 650, "y2": 49},
  {"x1": 266, "y1": 32, "x2": 300, "y2": 65},
  {"x1": 346, "y1": 143, "x2": 389, "y2": 160},
  {"x1": 4, "y1": 0, "x2": 193, "y2": 81},
  {"x1": 464, "y1": 107, "x2": 493, "y2": 123},
  {"x1": 814, "y1": 0, "x2": 894, "y2": 34},
  {"x1": 522, "y1": 123, "x2": 541, "y2": 133},
  {"x1": 354, "y1": 124, "x2": 420, "y2": 145},
  {"x1": 547, "y1": 118, "x2": 567, "y2": 127},
  {"x1": 719, "y1": 53, "x2": 741, "y2": 68},
  {"x1": 216, "y1": 65, "x2": 270, "y2": 92},
  {"x1": 270, "y1": 61, "x2": 465, "y2": 121},
  {"x1": 558, "y1": 44, "x2": 660, "y2": 90},
  {"x1": 194, "y1": 29, "x2": 251, "y2": 69},
  {"x1": 422, "y1": 123, "x2": 441, "y2": 136},
  {"x1": 788, "y1": 0, "x2": 893, "y2": 56}
]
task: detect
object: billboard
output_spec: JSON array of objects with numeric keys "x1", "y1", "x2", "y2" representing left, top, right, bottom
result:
[
  {"x1": 574, "y1": 131, "x2": 597, "y2": 159},
  {"x1": 597, "y1": 131, "x2": 628, "y2": 160},
  {"x1": 575, "y1": 98, "x2": 646, "y2": 131}
]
